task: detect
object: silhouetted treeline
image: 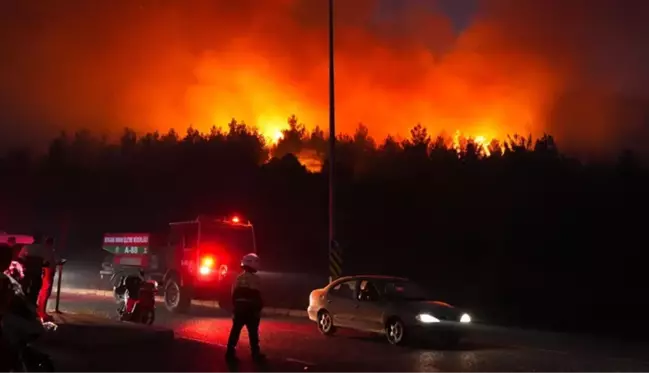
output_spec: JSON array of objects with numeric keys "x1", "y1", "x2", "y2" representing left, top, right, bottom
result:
[{"x1": 1, "y1": 115, "x2": 648, "y2": 338}]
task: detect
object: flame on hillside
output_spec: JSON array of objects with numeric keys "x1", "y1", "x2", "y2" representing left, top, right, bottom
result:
[
  {"x1": 451, "y1": 130, "x2": 503, "y2": 157},
  {"x1": 1, "y1": 1, "x2": 649, "y2": 156},
  {"x1": 296, "y1": 149, "x2": 323, "y2": 173}
]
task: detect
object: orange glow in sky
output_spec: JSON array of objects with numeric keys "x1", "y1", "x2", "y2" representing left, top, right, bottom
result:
[{"x1": 2, "y1": 1, "x2": 649, "y2": 156}]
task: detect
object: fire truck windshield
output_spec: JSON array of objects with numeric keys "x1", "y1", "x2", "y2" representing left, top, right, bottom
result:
[{"x1": 200, "y1": 222, "x2": 255, "y2": 261}]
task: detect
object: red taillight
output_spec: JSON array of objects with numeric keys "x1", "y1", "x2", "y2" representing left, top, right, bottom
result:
[{"x1": 199, "y1": 255, "x2": 216, "y2": 275}]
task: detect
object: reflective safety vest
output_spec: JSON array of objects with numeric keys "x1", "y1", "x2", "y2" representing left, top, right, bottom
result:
[
  {"x1": 231, "y1": 271, "x2": 262, "y2": 309},
  {"x1": 233, "y1": 271, "x2": 260, "y2": 292}
]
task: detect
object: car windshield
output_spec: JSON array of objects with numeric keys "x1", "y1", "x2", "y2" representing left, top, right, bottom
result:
[{"x1": 383, "y1": 280, "x2": 431, "y2": 301}]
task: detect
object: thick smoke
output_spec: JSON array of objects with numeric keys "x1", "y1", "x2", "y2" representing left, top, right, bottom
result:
[{"x1": 1, "y1": 0, "x2": 648, "y2": 156}]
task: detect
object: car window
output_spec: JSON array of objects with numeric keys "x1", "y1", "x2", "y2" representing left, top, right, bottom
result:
[
  {"x1": 384, "y1": 280, "x2": 430, "y2": 300},
  {"x1": 358, "y1": 280, "x2": 381, "y2": 301},
  {"x1": 329, "y1": 280, "x2": 356, "y2": 300}
]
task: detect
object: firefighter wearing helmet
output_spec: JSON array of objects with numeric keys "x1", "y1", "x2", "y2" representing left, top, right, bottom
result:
[{"x1": 225, "y1": 253, "x2": 266, "y2": 362}]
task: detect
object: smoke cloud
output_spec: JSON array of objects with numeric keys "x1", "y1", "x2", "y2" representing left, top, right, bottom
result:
[{"x1": 1, "y1": 0, "x2": 648, "y2": 156}]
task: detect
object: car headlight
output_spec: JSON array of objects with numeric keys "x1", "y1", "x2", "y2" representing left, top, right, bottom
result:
[
  {"x1": 416, "y1": 313, "x2": 440, "y2": 323},
  {"x1": 460, "y1": 313, "x2": 471, "y2": 323}
]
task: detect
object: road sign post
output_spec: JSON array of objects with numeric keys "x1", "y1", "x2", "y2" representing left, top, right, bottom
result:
[
  {"x1": 328, "y1": 0, "x2": 338, "y2": 283},
  {"x1": 329, "y1": 240, "x2": 342, "y2": 281}
]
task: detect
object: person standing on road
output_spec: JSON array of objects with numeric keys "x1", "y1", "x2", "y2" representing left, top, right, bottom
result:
[
  {"x1": 18, "y1": 234, "x2": 45, "y2": 306},
  {"x1": 225, "y1": 253, "x2": 266, "y2": 363},
  {"x1": 18, "y1": 234, "x2": 56, "y2": 318},
  {"x1": 36, "y1": 237, "x2": 57, "y2": 321}
]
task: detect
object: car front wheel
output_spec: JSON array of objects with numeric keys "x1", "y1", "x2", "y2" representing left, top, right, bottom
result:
[
  {"x1": 317, "y1": 310, "x2": 336, "y2": 336},
  {"x1": 386, "y1": 318, "x2": 407, "y2": 345}
]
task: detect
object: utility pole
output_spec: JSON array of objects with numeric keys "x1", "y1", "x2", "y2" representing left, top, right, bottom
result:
[{"x1": 328, "y1": 0, "x2": 341, "y2": 282}]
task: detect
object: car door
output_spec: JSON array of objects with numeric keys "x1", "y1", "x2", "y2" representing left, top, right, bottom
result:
[
  {"x1": 355, "y1": 279, "x2": 387, "y2": 333},
  {"x1": 325, "y1": 279, "x2": 359, "y2": 328}
]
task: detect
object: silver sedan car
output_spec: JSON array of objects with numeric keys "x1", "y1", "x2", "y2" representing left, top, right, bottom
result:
[{"x1": 307, "y1": 275, "x2": 472, "y2": 346}]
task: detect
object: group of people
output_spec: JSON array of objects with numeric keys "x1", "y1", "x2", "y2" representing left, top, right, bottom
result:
[
  {"x1": 3, "y1": 234, "x2": 266, "y2": 364},
  {"x1": 1, "y1": 234, "x2": 58, "y2": 321},
  {"x1": 1, "y1": 235, "x2": 58, "y2": 370}
]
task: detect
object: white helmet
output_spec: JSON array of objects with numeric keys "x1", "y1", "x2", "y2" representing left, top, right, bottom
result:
[{"x1": 241, "y1": 253, "x2": 260, "y2": 272}]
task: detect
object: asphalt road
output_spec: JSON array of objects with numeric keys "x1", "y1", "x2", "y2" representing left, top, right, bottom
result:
[
  {"x1": 39, "y1": 331, "x2": 308, "y2": 372},
  {"x1": 49, "y1": 292, "x2": 649, "y2": 372}
]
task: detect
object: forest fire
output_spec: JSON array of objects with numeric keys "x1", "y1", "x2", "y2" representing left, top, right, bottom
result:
[
  {"x1": 453, "y1": 130, "x2": 484, "y2": 156},
  {"x1": 296, "y1": 150, "x2": 323, "y2": 173},
  {"x1": 1, "y1": 1, "x2": 648, "y2": 156}
]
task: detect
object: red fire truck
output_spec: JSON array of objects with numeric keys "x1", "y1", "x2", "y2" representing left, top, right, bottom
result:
[{"x1": 103, "y1": 215, "x2": 256, "y2": 313}]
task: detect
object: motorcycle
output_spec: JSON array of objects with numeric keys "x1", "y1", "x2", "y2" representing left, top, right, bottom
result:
[
  {"x1": 1, "y1": 272, "x2": 56, "y2": 372},
  {"x1": 112, "y1": 271, "x2": 157, "y2": 325}
]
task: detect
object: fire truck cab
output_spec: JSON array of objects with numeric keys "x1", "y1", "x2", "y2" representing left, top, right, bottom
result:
[{"x1": 105, "y1": 215, "x2": 256, "y2": 313}]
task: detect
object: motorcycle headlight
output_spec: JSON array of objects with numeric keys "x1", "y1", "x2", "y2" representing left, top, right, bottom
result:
[
  {"x1": 416, "y1": 313, "x2": 440, "y2": 323},
  {"x1": 460, "y1": 313, "x2": 471, "y2": 323}
]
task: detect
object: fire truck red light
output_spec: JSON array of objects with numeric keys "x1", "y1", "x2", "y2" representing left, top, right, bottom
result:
[{"x1": 201, "y1": 256, "x2": 215, "y2": 267}]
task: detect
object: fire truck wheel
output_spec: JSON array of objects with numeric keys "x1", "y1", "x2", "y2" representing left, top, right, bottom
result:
[{"x1": 164, "y1": 278, "x2": 191, "y2": 313}]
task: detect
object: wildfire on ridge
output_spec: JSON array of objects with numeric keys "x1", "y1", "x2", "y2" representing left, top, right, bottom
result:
[
  {"x1": 296, "y1": 149, "x2": 323, "y2": 173},
  {"x1": 262, "y1": 119, "x2": 510, "y2": 172},
  {"x1": 2, "y1": 0, "x2": 648, "y2": 157},
  {"x1": 451, "y1": 130, "x2": 501, "y2": 157},
  {"x1": 257, "y1": 114, "x2": 287, "y2": 144}
]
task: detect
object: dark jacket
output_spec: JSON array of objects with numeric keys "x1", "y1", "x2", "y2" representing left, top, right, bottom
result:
[{"x1": 231, "y1": 271, "x2": 263, "y2": 313}]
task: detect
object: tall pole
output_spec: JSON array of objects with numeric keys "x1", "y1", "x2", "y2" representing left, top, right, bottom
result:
[
  {"x1": 55, "y1": 212, "x2": 69, "y2": 314},
  {"x1": 328, "y1": 0, "x2": 337, "y2": 281}
]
